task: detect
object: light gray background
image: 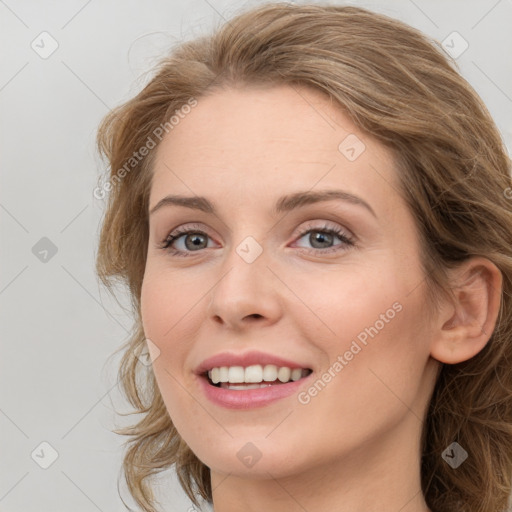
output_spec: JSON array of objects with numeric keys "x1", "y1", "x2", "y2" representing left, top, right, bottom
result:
[{"x1": 1, "y1": 1, "x2": 511, "y2": 511}]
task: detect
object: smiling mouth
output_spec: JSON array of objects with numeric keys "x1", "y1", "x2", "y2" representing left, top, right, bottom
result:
[{"x1": 203, "y1": 366, "x2": 313, "y2": 390}]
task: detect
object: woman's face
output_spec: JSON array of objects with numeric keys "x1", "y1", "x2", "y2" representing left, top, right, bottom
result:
[{"x1": 141, "y1": 84, "x2": 440, "y2": 481}]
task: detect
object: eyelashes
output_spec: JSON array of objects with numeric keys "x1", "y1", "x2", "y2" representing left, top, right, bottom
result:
[{"x1": 158, "y1": 222, "x2": 355, "y2": 258}]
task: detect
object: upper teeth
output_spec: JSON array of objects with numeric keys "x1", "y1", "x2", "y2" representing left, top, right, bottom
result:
[{"x1": 207, "y1": 365, "x2": 309, "y2": 384}]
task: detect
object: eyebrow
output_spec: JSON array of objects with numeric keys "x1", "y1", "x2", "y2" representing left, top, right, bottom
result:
[{"x1": 149, "y1": 189, "x2": 377, "y2": 218}]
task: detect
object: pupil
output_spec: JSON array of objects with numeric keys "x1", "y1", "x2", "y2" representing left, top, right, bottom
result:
[
  {"x1": 186, "y1": 234, "x2": 205, "y2": 250},
  {"x1": 312, "y1": 231, "x2": 332, "y2": 248}
]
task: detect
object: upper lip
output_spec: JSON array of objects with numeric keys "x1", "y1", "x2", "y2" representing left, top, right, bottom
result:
[{"x1": 194, "y1": 350, "x2": 312, "y2": 375}]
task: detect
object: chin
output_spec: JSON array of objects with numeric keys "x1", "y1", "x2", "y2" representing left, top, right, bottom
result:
[{"x1": 195, "y1": 438, "x2": 306, "y2": 478}]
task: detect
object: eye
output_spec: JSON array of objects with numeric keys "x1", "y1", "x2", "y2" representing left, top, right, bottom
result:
[
  {"x1": 292, "y1": 222, "x2": 355, "y2": 254},
  {"x1": 158, "y1": 221, "x2": 355, "y2": 257},
  {"x1": 159, "y1": 224, "x2": 215, "y2": 257}
]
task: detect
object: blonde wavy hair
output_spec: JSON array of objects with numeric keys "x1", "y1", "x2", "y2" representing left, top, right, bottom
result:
[{"x1": 95, "y1": 3, "x2": 512, "y2": 511}]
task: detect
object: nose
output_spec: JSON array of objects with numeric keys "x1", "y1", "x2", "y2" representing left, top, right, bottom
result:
[{"x1": 206, "y1": 241, "x2": 283, "y2": 331}]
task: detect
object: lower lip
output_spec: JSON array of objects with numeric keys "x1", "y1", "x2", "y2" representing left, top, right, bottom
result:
[{"x1": 197, "y1": 373, "x2": 314, "y2": 409}]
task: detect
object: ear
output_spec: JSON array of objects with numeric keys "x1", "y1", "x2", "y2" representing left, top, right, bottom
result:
[{"x1": 429, "y1": 257, "x2": 503, "y2": 364}]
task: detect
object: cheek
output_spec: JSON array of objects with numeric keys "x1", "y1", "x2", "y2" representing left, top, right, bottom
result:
[
  {"x1": 328, "y1": 281, "x2": 429, "y2": 409},
  {"x1": 140, "y1": 267, "x2": 201, "y2": 342},
  {"x1": 139, "y1": 271, "x2": 196, "y2": 406},
  {"x1": 293, "y1": 294, "x2": 429, "y2": 459},
  {"x1": 292, "y1": 263, "x2": 406, "y2": 345},
  {"x1": 140, "y1": 272, "x2": 196, "y2": 424},
  {"x1": 299, "y1": 256, "x2": 429, "y2": 388}
]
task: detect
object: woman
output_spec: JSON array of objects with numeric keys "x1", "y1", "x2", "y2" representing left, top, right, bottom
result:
[{"x1": 95, "y1": 3, "x2": 512, "y2": 512}]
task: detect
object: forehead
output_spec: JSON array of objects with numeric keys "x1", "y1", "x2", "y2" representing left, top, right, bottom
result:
[{"x1": 149, "y1": 84, "x2": 399, "y2": 218}]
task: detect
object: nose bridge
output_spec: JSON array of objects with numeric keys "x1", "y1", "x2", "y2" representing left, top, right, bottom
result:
[
  {"x1": 207, "y1": 231, "x2": 280, "y2": 325},
  {"x1": 217, "y1": 232, "x2": 269, "y2": 296},
  {"x1": 222, "y1": 213, "x2": 270, "y2": 274}
]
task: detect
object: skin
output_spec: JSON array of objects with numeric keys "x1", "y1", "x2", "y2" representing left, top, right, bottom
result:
[{"x1": 140, "y1": 84, "x2": 502, "y2": 512}]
